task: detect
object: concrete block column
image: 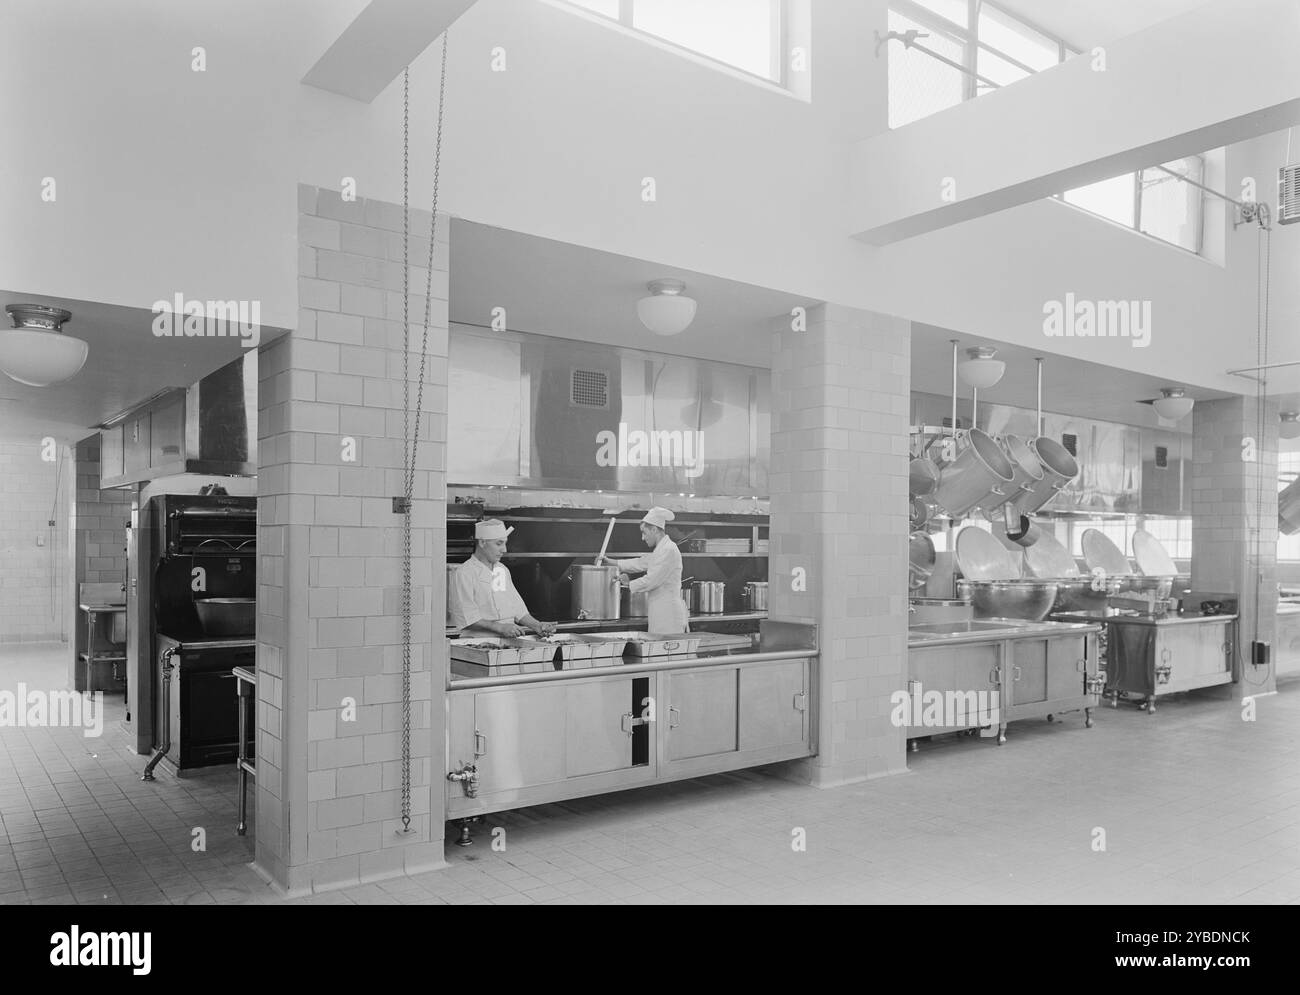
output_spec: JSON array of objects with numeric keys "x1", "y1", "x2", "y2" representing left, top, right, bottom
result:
[
  {"x1": 769, "y1": 303, "x2": 911, "y2": 786},
  {"x1": 1191, "y1": 395, "x2": 1280, "y2": 696},
  {"x1": 253, "y1": 184, "x2": 449, "y2": 894}
]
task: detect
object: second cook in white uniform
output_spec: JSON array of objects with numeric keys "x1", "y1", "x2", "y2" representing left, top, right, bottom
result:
[{"x1": 610, "y1": 507, "x2": 689, "y2": 634}]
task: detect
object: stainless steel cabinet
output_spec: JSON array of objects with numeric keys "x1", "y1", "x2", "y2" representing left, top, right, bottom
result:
[
  {"x1": 738, "y1": 660, "x2": 808, "y2": 752},
  {"x1": 907, "y1": 641, "x2": 1001, "y2": 737},
  {"x1": 447, "y1": 675, "x2": 653, "y2": 818},
  {"x1": 908, "y1": 628, "x2": 1100, "y2": 748},
  {"x1": 665, "y1": 668, "x2": 738, "y2": 761},
  {"x1": 565, "y1": 677, "x2": 638, "y2": 777},
  {"x1": 447, "y1": 655, "x2": 816, "y2": 820}
]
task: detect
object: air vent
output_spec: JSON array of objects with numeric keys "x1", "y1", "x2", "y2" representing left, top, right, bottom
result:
[
  {"x1": 1062, "y1": 433, "x2": 1078, "y2": 457},
  {"x1": 1280, "y1": 164, "x2": 1300, "y2": 225},
  {"x1": 570, "y1": 369, "x2": 609, "y2": 408},
  {"x1": 1154, "y1": 445, "x2": 1168, "y2": 469}
]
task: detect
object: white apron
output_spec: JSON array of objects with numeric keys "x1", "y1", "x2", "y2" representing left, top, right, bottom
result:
[{"x1": 615, "y1": 535, "x2": 688, "y2": 634}]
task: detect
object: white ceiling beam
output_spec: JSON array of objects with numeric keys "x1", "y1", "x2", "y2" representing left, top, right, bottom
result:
[
  {"x1": 851, "y1": 0, "x2": 1300, "y2": 244},
  {"x1": 302, "y1": 0, "x2": 478, "y2": 102}
]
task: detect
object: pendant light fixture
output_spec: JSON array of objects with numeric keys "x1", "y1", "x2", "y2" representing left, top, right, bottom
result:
[
  {"x1": 1152, "y1": 387, "x2": 1194, "y2": 420},
  {"x1": 957, "y1": 346, "x2": 1006, "y2": 389},
  {"x1": 636, "y1": 279, "x2": 697, "y2": 336},
  {"x1": 1280, "y1": 410, "x2": 1300, "y2": 440},
  {"x1": 0, "y1": 304, "x2": 90, "y2": 386}
]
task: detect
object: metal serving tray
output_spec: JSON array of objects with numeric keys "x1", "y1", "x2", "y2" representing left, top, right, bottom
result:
[
  {"x1": 449, "y1": 638, "x2": 553, "y2": 667},
  {"x1": 591, "y1": 632, "x2": 702, "y2": 657}
]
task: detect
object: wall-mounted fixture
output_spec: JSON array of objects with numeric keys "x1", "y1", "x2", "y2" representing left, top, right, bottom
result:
[
  {"x1": 636, "y1": 279, "x2": 696, "y2": 336},
  {"x1": 957, "y1": 346, "x2": 1005, "y2": 389},
  {"x1": 1281, "y1": 410, "x2": 1300, "y2": 440},
  {"x1": 1151, "y1": 387, "x2": 1194, "y2": 421},
  {"x1": 0, "y1": 304, "x2": 90, "y2": 386}
]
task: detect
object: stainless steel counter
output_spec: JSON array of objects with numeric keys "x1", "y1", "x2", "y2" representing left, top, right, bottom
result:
[
  {"x1": 908, "y1": 617, "x2": 1101, "y2": 649},
  {"x1": 907, "y1": 618, "x2": 1103, "y2": 746},
  {"x1": 1051, "y1": 610, "x2": 1236, "y2": 711},
  {"x1": 1050, "y1": 609, "x2": 1238, "y2": 628},
  {"x1": 444, "y1": 610, "x2": 766, "y2": 639},
  {"x1": 444, "y1": 621, "x2": 818, "y2": 827}
]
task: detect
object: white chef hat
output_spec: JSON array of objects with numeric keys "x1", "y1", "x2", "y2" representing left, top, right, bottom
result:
[
  {"x1": 641, "y1": 507, "x2": 675, "y2": 530},
  {"x1": 475, "y1": 519, "x2": 514, "y2": 540}
]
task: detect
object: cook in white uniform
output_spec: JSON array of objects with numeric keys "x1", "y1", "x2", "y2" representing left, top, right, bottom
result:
[
  {"x1": 449, "y1": 520, "x2": 556, "y2": 637},
  {"x1": 610, "y1": 507, "x2": 689, "y2": 634}
]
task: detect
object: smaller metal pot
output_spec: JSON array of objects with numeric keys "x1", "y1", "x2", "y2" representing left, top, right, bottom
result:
[
  {"x1": 620, "y1": 586, "x2": 650, "y2": 618},
  {"x1": 693, "y1": 581, "x2": 726, "y2": 614},
  {"x1": 742, "y1": 582, "x2": 768, "y2": 611},
  {"x1": 681, "y1": 585, "x2": 697, "y2": 614}
]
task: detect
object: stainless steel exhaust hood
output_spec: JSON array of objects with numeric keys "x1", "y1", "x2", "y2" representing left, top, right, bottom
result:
[
  {"x1": 448, "y1": 324, "x2": 768, "y2": 496},
  {"x1": 99, "y1": 352, "x2": 257, "y2": 487}
]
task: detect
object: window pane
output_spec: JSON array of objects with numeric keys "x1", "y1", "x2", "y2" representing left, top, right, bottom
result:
[
  {"x1": 976, "y1": 47, "x2": 1030, "y2": 89},
  {"x1": 1139, "y1": 157, "x2": 1204, "y2": 252},
  {"x1": 568, "y1": 0, "x2": 620, "y2": 17},
  {"x1": 1064, "y1": 173, "x2": 1136, "y2": 228},
  {"x1": 888, "y1": 10, "x2": 966, "y2": 127},
  {"x1": 632, "y1": 0, "x2": 777, "y2": 80},
  {"x1": 978, "y1": 4, "x2": 1060, "y2": 71}
]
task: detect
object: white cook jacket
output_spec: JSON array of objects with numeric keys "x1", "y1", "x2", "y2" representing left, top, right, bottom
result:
[{"x1": 614, "y1": 535, "x2": 688, "y2": 634}]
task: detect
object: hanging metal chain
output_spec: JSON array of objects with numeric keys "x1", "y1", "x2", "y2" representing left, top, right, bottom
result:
[{"x1": 398, "y1": 32, "x2": 449, "y2": 834}]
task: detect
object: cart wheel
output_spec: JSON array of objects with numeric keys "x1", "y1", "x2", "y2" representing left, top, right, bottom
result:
[
  {"x1": 909, "y1": 739, "x2": 919, "y2": 753},
  {"x1": 1046, "y1": 714, "x2": 1054, "y2": 723},
  {"x1": 996, "y1": 731, "x2": 1007, "y2": 746},
  {"x1": 1085, "y1": 708, "x2": 1094, "y2": 729},
  {"x1": 1146, "y1": 698, "x2": 1156, "y2": 715}
]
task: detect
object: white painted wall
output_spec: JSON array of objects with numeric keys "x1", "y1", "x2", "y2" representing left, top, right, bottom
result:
[{"x1": 3, "y1": 0, "x2": 1295, "y2": 401}]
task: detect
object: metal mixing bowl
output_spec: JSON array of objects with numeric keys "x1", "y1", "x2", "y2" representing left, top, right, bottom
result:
[
  {"x1": 195, "y1": 597, "x2": 256, "y2": 636},
  {"x1": 957, "y1": 580, "x2": 1059, "y2": 621}
]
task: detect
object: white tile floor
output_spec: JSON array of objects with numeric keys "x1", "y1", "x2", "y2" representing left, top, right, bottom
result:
[{"x1": 3, "y1": 641, "x2": 1299, "y2": 904}]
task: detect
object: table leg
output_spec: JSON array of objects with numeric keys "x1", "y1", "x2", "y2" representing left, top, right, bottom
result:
[
  {"x1": 236, "y1": 678, "x2": 249, "y2": 836},
  {"x1": 85, "y1": 612, "x2": 96, "y2": 695}
]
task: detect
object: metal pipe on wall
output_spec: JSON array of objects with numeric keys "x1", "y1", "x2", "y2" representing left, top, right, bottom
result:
[
  {"x1": 1035, "y1": 358, "x2": 1044, "y2": 438},
  {"x1": 950, "y1": 340, "x2": 959, "y2": 440}
]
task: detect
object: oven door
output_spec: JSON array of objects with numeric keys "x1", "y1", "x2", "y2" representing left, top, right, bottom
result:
[
  {"x1": 168, "y1": 644, "x2": 255, "y2": 769},
  {"x1": 166, "y1": 507, "x2": 257, "y2": 557}
]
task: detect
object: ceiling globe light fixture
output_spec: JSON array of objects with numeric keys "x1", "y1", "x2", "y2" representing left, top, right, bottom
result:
[
  {"x1": 0, "y1": 304, "x2": 90, "y2": 387},
  {"x1": 1280, "y1": 411, "x2": 1300, "y2": 441},
  {"x1": 957, "y1": 346, "x2": 1006, "y2": 389},
  {"x1": 1152, "y1": 387, "x2": 1194, "y2": 421},
  {"x1": 636, "y1": 279, "x2": 697, "y2": 336}
]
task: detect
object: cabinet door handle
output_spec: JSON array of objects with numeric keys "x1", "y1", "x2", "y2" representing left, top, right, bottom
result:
[
  {"x1": 474, "y1": 731, "x2": 487, "y2": 758},
  {"x1": 989, "y1": 667, "x2": 1001, "y2": 685},
  {"x1": 668, "y1": 705, "x2": 680, "y2": 728},
  {"x1": 792, "y1": 690, "x2": 807, "y2": 712},
  {"x1": 1012, "y1": 665, "x2": 1022, "y2": 682}
]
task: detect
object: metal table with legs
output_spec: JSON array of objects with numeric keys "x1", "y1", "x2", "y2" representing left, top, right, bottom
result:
[{"x1": 233, "y1": 665, "x2": 257, "y2": 835}]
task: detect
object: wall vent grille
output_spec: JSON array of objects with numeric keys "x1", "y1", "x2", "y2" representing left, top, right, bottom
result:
[{"x1": 571, "y1": 369, "x2": 609, "y2": 408}]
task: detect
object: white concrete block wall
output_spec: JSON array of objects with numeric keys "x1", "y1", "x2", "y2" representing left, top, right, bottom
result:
[
  {"x1": 255, "y1": 185, "x2": 448, "y2": 894},
  {"x1": 769, "y1": 304, "x2": 911, "y2": 786},
  {"x1": 0, "y1": 440, "x2": 72, "y2": 642},
  {"x1": 1191, "y1": 395, "x2": 1280, "y2": 695}
]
